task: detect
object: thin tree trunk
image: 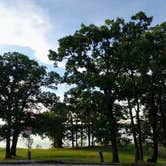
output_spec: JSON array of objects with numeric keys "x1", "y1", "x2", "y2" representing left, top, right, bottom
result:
[
  {"x1": 110, "y1": 111, "x2": 119, "y2": 163},
  {"x1": 71, "y1": 118, "x2": 74, "y2": 148},
  {"x1": 87, "y1": 122, "x2": 91, "y2": 147},
  {"x1": 160, "y1": 106, "x2": 166, "y2": 145},
  {"x1": 136, "y1": 99, "x2": 144, "y2": 161},
  {"x1": 91, "y1": 133, "x2": 94, "y2": 147},
  {"x1": 150, "y1": 94, "x2": 158, "y2": 163},
  {"x1": 159, "y1": 95, "x2": 166, "y2": 153},
  {"x1": 151, "y1": 122, "x2": 158, "y2": 163},
  {"x1": 130, "y1": 72, "x2": 143, "y2": 161},
  {"x1": 128, "y1": 99, "x2": 140, "y2": 162},
  {"x1": 53, "y1": 137, "x2": 56, "y2": 148},
  {"x1": 91, "y1": 122, "x2": 94, "y2": 147},
  {"x1": 80, "y1": 122, "x2": 83, "y2": 147},
  {"x1": 10, "y1": 130, "x2": 19, "y2": 156},
  {"x1": 75, "y1": 121, "x2": 78, "y2": 147},
  {"x1": 75, "y1": 132, "x2": 78, "y2": 147}
]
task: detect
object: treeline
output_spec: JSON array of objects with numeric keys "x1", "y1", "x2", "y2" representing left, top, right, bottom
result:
[{"x1": 0, "y1": 11, "x2": 166, "y2": 164}]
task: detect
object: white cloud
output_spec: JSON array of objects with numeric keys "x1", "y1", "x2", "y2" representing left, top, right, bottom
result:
[{"x1": 0, "y1": 0, "x2": 55, "y2": 64}]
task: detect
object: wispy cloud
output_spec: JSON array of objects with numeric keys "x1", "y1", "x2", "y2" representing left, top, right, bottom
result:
[
  {"x1": 0, "y1": 0, "x2": 164, "y2": 66},
  {"x1": 0, "y1": 0, "x2": 54, "y2": 64}
]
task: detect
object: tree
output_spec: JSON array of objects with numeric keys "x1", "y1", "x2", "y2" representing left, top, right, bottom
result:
[
  {"x1": 48, "y1": 16, "x2": 132, "y2": 162},
  {"x1": 0, "y1": 52, "x2": 47, "y2": 158},
  {"x1": 34, "y1": 100, "x2": 67, "y2": 148},
  {"x1": 114, "y1": 11, "x2": 153, "y2": 161},
  {"x1": 133, "y1": 22, "x2": 166, "y2": 162},
  {"x1": 64, "y1": 88, "x2": 104, "y2": 147}
]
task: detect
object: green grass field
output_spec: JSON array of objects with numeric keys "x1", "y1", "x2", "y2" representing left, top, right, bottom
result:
[{"x1": 0, "y1": 146, "x2": 166, "y2": 165}]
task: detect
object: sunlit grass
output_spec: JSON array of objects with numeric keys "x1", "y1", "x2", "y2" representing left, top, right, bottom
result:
[{"x1": 0, "y1": 146, "x2": 165, "y2": 165}]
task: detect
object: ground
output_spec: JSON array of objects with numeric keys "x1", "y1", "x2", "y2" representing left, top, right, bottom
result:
[
  {"x1": 0, "y1": 145, "x2": 166, "y2": 165},
  {"x1": 0, "y1": 163, "x2": 164, "y2": 166}
]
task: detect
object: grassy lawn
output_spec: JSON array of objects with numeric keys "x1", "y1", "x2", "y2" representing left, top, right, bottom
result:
[{"x1": 0, "y1": 146, "x2": 165, "y2": 165}]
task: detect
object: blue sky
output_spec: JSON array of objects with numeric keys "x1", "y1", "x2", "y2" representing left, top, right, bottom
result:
[{"x1": 0, "y1": 0, "x2": 165, "y2": 99}]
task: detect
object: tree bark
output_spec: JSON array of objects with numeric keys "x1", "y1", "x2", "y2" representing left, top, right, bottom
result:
[
  {"x1": 10, "y1": 130, "x2": 19, "y2": 156},
  {"x1": 128, "y1": 99, "x2": 140, "y2": 162}
]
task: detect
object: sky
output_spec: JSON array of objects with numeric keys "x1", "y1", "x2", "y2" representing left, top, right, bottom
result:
[
  {"x1": 0, "y1": 0, "x2": 165, "y2": 148},
  {"x1": 0, "y1": 0, "x2": 165, "y2": 65}
]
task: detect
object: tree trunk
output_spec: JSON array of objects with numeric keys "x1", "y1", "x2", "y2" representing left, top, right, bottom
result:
[
  {"x1": 128, "y1": 99, "x2": 140, "y2": 162},
  {"x1": 57, "y1": 137, "x2": 63, "y2": 148},
  {"x1": 87, "y1": 123, "x2": 91, "y2": 147},
  {"x1": 91, "y1": 122, "x2": 94, "y2": 147},
  {"x1": 151, "y1": 123, "x2": 158, "y2": 163},
  {"x1": 130, "y1": 72, "x2": 143, "y2": 161},
  {"x1": 158, "y1": 95, "x2": 166, "y2": 150},
  {"x1": 52, "y1": 136, "x2": 63, "y2": 148},
  {"x1": 53, "y1": 137, "x2": 56, "y2": 148},
  {"x1": 10, "y1": 130, "x2": 19, "y2": 156},
  {"x1": 160, "y1": 106, "x2": 166, "y2": 146},
  {"x1": 149, "y1": 94, "x2": 158, "y2": 163},
  {"x1": 91, "y1": 133, "x2": 94, "y2": 147},
  {"x1": 111, "y1": 135, "x2": 119, "y2": 163},
  {"x1": 71, "y1": 118, "x2": 75, "y2": 148},
  {"x1": 80, "y1": 123, "x2": 83, "y2": 147},
  {"x1": 75, "y1": 121, "x2": 78, "y2": 148},
  {"x1": 136, "y1": 100, "x2": 144, "y2": 161},
  {"x1": 106, "y1": 95, "x2": 119, "y2": 163},
  {"x1": 5, "y1": 127, "x2": 11, "y2": 158},
  {"x1": 75, "y1": 132, "x2": 78, "y2": 147}
]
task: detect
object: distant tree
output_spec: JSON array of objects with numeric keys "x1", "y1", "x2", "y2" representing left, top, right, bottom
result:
[
  {"x1": 34, "y1": 101, "x2": 67, "y2": 148},
  {"x1": 33, "y1": 91, "x2": 67, "y2": 148},
  {"x1": 64, "y1": 88, "x2": 104, "y2": 147}
]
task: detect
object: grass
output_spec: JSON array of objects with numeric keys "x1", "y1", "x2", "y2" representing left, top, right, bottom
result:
[{"x1": 0, "y1": 145, "x2": 165, "y2": 165}]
